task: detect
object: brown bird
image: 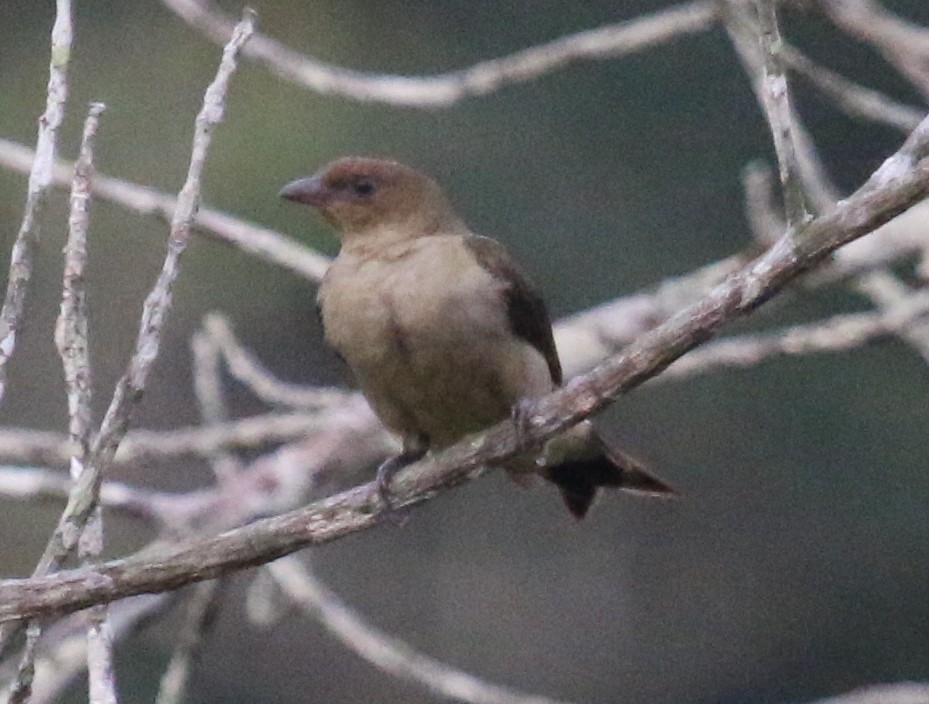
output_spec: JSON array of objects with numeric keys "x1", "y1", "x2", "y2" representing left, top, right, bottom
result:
[{"x1": 281, "y1": 157, "x2": 672, "y2": 517}]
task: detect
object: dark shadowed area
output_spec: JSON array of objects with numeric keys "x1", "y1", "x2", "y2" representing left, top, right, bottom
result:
[{"x1": 0, "y1": 1, "x2": 928, "y2": 703}]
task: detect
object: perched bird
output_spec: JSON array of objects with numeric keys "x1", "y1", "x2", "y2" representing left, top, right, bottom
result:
[{"x1": 281, "y1": 157, "x2": 672, "y2": 518}]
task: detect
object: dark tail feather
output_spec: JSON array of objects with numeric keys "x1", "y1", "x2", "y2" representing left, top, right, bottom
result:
[{"x1": 545, "y1": 449, "x2": 675, "y2": 519}]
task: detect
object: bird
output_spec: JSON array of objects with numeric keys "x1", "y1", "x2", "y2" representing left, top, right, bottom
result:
[{"x1": 280, "y1": 156, "x2": 673, "y2": 518}]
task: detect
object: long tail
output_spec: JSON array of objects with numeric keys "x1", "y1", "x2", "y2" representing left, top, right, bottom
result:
[{"x1": 544, "y1": 444, "x2": 675, "y2": 519}]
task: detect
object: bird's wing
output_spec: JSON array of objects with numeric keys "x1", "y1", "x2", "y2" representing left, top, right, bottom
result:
[{"x1": 463, "y1": 234, "x2": 562, "y2": 385}]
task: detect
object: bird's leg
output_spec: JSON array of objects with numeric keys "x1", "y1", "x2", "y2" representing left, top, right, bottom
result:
[
  {"x1": 511, "y1": 397, "x2": 540, "y2": 452},
  {"x1": 376, "y1": 440, "x2": 427, "y2": 508}
]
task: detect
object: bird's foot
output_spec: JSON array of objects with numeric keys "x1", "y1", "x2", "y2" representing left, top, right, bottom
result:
[
  {"x1": 375, "y1": 447, "x2": 426, "y2": 518},
  {"x1": 511, "y1": 398, "x2": 539, "y2": 451}
]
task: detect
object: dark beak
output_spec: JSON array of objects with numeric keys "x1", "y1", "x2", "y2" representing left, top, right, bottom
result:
[{"x1": 279, "y1": 175, "x2": 331, "y2": 207}]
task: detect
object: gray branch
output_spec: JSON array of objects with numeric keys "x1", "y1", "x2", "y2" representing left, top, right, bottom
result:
[
  {"x1": 0, "y1": 0, "x2": 72, "y2": 411},
  {"x1": 160, "y1": 0, "x2": 717, "y2": 107},
  {"x1": 0, "y1": 110, "x2": 927, "y2": 623}
]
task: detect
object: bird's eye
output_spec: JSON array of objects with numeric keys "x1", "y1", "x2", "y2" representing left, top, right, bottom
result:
[{"x1": 353, "y1": 179, "x2": 375, "y2": 197}]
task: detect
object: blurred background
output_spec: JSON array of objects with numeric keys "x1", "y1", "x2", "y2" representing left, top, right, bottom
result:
[{"x1": 1, "y1": 1, "x2": 928, "y2": 703}]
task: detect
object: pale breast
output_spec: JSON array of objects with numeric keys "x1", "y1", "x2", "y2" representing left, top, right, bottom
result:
[{"x1": 319, "y1": 235, "x2": 553, "y2": 446}]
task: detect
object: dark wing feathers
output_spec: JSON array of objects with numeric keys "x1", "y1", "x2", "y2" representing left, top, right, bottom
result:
[{"x1": 463, "y1": 234, "x2": 562, "y2": 385}]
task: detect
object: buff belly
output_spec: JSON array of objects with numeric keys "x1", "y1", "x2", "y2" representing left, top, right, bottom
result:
[{"x1": 320, "y1": 235, "x2": 554, "y2": 450}]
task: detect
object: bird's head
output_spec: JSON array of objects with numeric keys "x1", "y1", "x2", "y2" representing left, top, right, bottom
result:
[{"x1": 280, "y1": 157, "x2": 463, "y2": 240}]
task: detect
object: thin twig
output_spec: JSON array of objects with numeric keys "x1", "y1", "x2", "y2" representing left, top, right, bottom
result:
[
  {"x1": 13, "y1": 7, "x2": 254, "y2": 585},
  {"x1": 160, "y1": 0, "x2": 717, "y2": 107},
  {"x1": 153, "y1": 581, "x2": 225, "y2": 704},
  {"x1": 2, "y1": 114, "x2": 928, "y2": 620},
  {"x1": 1, "y1": 13, "x2": 78, "y2": 685},
  {"x1": 740, "y1": 150, "x2": 929, "y2": 362},
  {"x1": 85, "y1": 615, "x2": 117, "y2": 704},
  {"x1": 815, "y1": 0, "x2": 929, "y2": 101},
  {"x1": 852, "y1": 271, "x2": 929, "y2": 363},
  {"x1": 657, "y1": 290, "x2": 929, "y2": 380},
  {"x1": 782, "y1": 46, "x2": 923, "y2": 133},
  {"x1": 0, "y1": 138, "x2": 331, "y2": 283},
  {"x1": 0, "y1": 466, "x2": 175, "y2": 525},
  {"x1": 56, "y1": 102, "x2": 103, "y2": 468},
  {"x1": 202, "y1": 314, "x2": 352, "y2": 409},
  {"x1": 0, "y1": 8, "x2": 255, "y2": 674},
  {"x1": 0, "y1": 412, "x2": 333, "y2": 469},
  {"x1": 0, "y1": 0, "x2": 72, "y2": 412},
  {"x1": 5, "y1": 101, "x2": 107, "y2": 700},
  {"x1": 724, "y1": 0, "x2": 842, "y2": 211},
  {"x1": 269, "y1": 557, "x2": 571, "y2": 704},
  {"x1": 57, "y1": 101, "x2": 119, "y2": 704},
  {"x1": 741, "y1": 160, "x2": 784, "y2": 245},
  {"x1": 0, "y1": 596, "x2": 170, "y2": 704},
  {"x1": 90, "y1": 9, "x2": 255, "y2": 473},
  {"x1": 754, "y1": 0, "x2": 810, "y2": 226},
  {"x1": 806, "y1": 682, "x2": 929, "y2": 704},
  {"x1": 191, "y1": 330, "x2": 241, "y2": 483}
]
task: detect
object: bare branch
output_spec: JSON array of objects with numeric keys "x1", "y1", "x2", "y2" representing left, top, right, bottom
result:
[
  {"x1": 191, "y1": 329, "x2": 241, "y2": 483},
  {"x1": 5, "y1": 622, "x2": 41, "y2": 704},
  {"x1": 815, "y1": 0, "x2": 929, "y2": 101},
  {"x1": 0, "y1": 12, "x2": 255, "y2": 685},
  {"x1": 10, "y1": 8, "x2": 255, "y2": 595},
  {"x1": 782, "y1": 46, "x2": 924, "y2": 133},
  {"x1": 153, "y1": 582, "x2": 224, "y2": 704},
  {"x1": 0, "y1": 596, "x2": 170, "y2": 704},
  {"x1": 0, "y1": 138, "x2": 331, "y2": 283},
  {"x1": 2, "y1": 32, "x2": 83, "y2": 691},
  {"x1": 85, "y1": 616, "x2": 117, "y2": 704},
  {"x1": 56, "y1": 101, "x2": 120, "y2": 704},
  {"x1": 56, "y1": 102, "x2": 103, "y2": 467},
  {"x1": 754, "y1": 0, "x2": 810, "y2": 226},
  {"x1": 724, "y1": 0, "x2": 842, "y2": 211},
  {"x1": 160, "y1": 0, "x2": 716, "y2": 107},
  {"x1": 852, "y1": 271, "x2": 929, "y2": 363},
  {"x1": 0, "y1": 0, "x2": 72, "y2": 410},
  {"x1": 202, "y1": 314, "x2": 352, "y2": 409},
  {"x1": 807, "y1": 682, "x2": 929, "y2": 704},
  {"x1": 269, "y1": 557, "x2": 571, "y2": 704},
  {"x1": 1, "y1": 114, "x2": 927, "y2": 621},
  {"x1": 91, "y1": 9, "x2": 255, "y2": 469},
  {"x1": 657, "y1": 290, "x2": 929, "y2": 380},
  {"x1": 741, "y1": 160, "x2": 784, "y2": 244},
  {"x1": 0, "y1": 412, "x2": 335, "y2": 469},
  {"x1": 0, "y1": 466, "x2": 175, "y2": 526}
]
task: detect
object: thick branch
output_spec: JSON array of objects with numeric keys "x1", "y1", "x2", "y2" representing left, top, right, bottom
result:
[{"x1": 0, "y1": 117, "x2": 927, "y2": 621}]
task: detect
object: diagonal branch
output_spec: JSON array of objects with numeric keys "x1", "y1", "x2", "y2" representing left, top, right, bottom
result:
[
  {"x1": 0, "y1": 138, "x2": 331, "y2": 283},
  {"x1": 56, "y1": 101, "x2": 118, "y2": 704},
  {"x1": 159, "y1": 0, "x2": 717, "y2": 107},
  {"x1": 814, "y1": 0, "x2": 929, "y2": 101},
  {"x1": 782, "y1": 46, "x2": 923, "y2": 133},
  {"x1": 0, "y1": 9, "x2": 256, "y2": 677},
  {"x1": 1, "y1": 111, "x2": 928, "y2": 623},
  {"x1": 754, "y1": 0, "x2": 810, "y2": 227},
  {"x1": 269, "y1": 557, "x2": 571, "y2": 704},
  {"x1": 0, "y1": 0, "x2": 72, "y2": 410}
]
